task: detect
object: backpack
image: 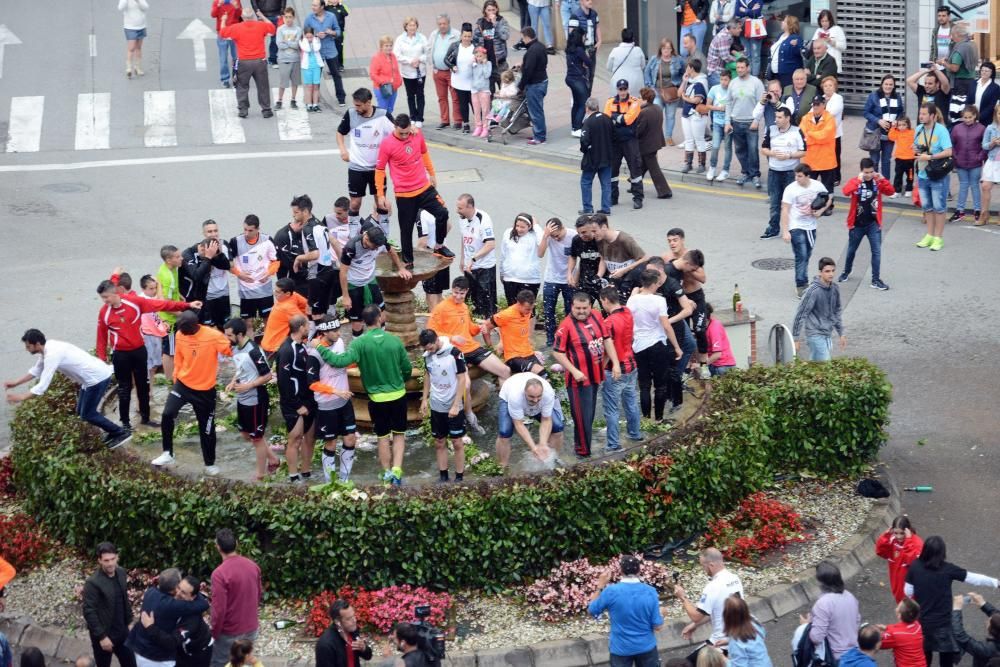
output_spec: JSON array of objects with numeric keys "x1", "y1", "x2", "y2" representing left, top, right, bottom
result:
[{"x1": 792, "y1": 622, "x2": 835, "y2": 667}]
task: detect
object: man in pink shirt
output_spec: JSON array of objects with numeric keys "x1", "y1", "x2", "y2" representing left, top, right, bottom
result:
[
  {"x1": 704, "y1": 303, "x2": 737, "y2": 376},
  {"x1": 210, "y1": 529, "x2": 262, "y2": 667},
  {"x1": 375, "y1": 114, "x2": 454, "y2": 267}
]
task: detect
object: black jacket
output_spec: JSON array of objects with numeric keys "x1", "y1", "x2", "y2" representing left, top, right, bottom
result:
[
  {"x1": 803, "y1": 53, "x2": 838, "y2": 87},
  {"x1": 580, "y1": 111, "x2": 614, "y2": 170},
  {"x1": 250, "y1": 0, "x2": 286, "y2": 16},
  {"x1": 82, "y1": 566, "x2": 133, "y2": 641},
  {"x1": 125, "y1": 588, "x2": 210, "y2": 662},
  {"x1": 181, "y1": 242, "x2": 231, "y2": 302},
  {"x1": 143, "y1": 607, "x2": 214, "y2": 667},
  {"x1": 315, "y1": 626, "x2": 374, "y2": 667},
  {"x1": 518, "y1": 40, "x2": 548, "y2": 89},
  {"x1": 273, "y1": 220, "x2": 317, "y2": 289},
  {"x1": 953, "y1": 603, "x2": 1000, "y2": 667}
]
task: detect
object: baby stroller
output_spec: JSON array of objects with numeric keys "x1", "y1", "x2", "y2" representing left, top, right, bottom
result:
[{"x1": 487, "y1": 93, "x2": 532, "y2": 144}]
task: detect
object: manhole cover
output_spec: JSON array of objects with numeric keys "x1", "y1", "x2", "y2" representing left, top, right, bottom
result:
[
  {"x1": 751, "y1": 257, "x2": 797, "y2": 271},
  {"x1": 42, "y1": 182, "x2": 91, "y2": 193}
]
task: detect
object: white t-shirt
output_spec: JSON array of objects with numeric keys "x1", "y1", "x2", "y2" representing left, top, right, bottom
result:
[
  {"x1": 451, "y1": 44, "x2": 476, "y2": 91},
  {"x1": 28, "y1": 340, "x2": 113, "y2": 395},
  {"x1": 499, "y1": 372, "x2": 555, "y2": 419},
  {"x1": 460, "y1": 210, "x2": 497, "y2": 270},
  {"x1": 698, "y1": 568, "x2": 745, "y2": 643},
  {"x1": 782, "y1": 179, "x2": 827, "y2": 231},
  {"x1": 543, "y1": 229, "x2": 576, "y2": 285},
  {"x1": 626, "y1": 293, "x2": 669, "y2": 353},
  {"x1": 231, "y1": 233, "x2": 277, "y2": 299},
  {"x1": 936, "y1": 25, "x2": 951, "y2": 61}
]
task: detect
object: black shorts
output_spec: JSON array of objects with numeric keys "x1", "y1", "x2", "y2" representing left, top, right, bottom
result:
[
  {"x1": 281, "y1": 403, "x2": 316, "y2": 432},
  {"x1": 316, "y1": 403, "x2": 357, "y2": 440},
  {"x1": 346, "y1": 281, "x2": 385, "y2": 322},
  {"x1": 422, "y1": 265, "x2": 450, "y2": 295},
  {"x1": 202, "y1": 296, "x2": 232, "y2": 328},
  {"x1": 369, "y1": 396, "x2": 408, "y2": 437},
  {"x1": 240, "y1": 295, "x2": 275, "y2": 319},
  {"x1": 686, "y1": 288, "x2": 709, "y2": 354},
  {"x1": 348, "y1": 169, "x2": 376, "y2": 198},
  {"x1": 161, "y1": 329, "x2": 176, "y2": 356},
  {"x1": 430, "y1": 409, "x2": 466, "y2": 439},
  {"x1": 308, "y1": 266, "x2": 338, "y2": 316},
  {"x1": 463, "y1": 346, "x2": 494, "y2": 366},
  {"x1": 506, "y1": 355, "x2": 540, "y2": 374},
  {"x1": 237, "y1": 396, "x2": 269, "y2": 439}
]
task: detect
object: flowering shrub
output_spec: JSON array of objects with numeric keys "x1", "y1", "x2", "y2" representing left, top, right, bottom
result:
[
  {"x1": 633, "y1": 455, "x2": 674, "y2": 506},
  {"x1": 306, "y1": 584, "x2": 450, "y2": 637},
  {"x1": 705, "y1": 492, "x2": 808, "y2": 564},
  {"x1": 0, "y1": 512, "x2": 54, "y2": 570},
  {"x1": 126, "y1": 568, "x2": 159, "y2": 615},
  {"x1": 0, "y1": 457, "x2": 15, "y2": 498},
  {"x1": 523, "y1": 553, "x2": 675, "y2": 622}
]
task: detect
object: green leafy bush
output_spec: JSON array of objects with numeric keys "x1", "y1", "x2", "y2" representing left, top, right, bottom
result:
[{"x1": 10, "y1": 360, "x2": 889, "y2": 596}]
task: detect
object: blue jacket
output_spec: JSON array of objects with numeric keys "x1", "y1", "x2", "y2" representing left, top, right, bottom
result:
[
  {"x1": 125, "y1": 588, "x2": 210, "y2": 661},
  {"x1": 837, "y1": 648, "x2": 877, "y2": 667},
  {"x1": 644, "y1": 54, "x2": 684, "y2": 89},
  {"x1": 775, "y1": 32, "x2": 803, "y2": 75},
  {"x1": 304, "y1": 11, "x2": 341, "y2": 59},
  {"x1": 734, "y1": 0, "x2": 762, "y2": 19},
  {"x1": 728, "y1": 622, "x2": 774, "y2": 667},
  {"x1": 566, "y1": 45, "x2": 592, "y2": 80},
  {"x1": 863, "y1": 91, "x2": 904, "y2": 132}
]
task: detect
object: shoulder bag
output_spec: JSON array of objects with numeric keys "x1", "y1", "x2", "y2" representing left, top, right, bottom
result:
[
  {"x1": 922, "y1": 127, "x2": 954, "y2": 180},
  {"x1": 858, "y1": 126, "x2": 881, "y2": 152},
  {"x1": 657, "y1": 61, "x2": 679, "y2": 103}
]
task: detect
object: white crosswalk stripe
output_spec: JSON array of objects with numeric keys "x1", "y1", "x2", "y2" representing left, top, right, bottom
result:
[
  {"x1": 75, "y1": 92, "x2": 111, "y2": 150},
  {"x1": 6, "y1": 96, "x2": 43, "y2": 153},
  {"x1": 144, "y1": 90, "x2": 177, "y2": 147},
  {"x1": 272, "y1": 88, "x2": 312, "y2": 142},
  {"x1": 208, "y1": 88, "x2": 246, "y2": 144}
]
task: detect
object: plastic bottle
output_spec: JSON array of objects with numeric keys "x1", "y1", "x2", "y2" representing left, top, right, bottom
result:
[{"x1": 903, "y1": 486, "x2": 933, "y2": 492}]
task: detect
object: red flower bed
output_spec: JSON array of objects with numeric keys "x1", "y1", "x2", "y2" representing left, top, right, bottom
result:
[
  {"x1": 634, "y1": 455, "x2": 674, "y2": 506},
  {"x1": 705, "y1": 492, "x2": 808, "y2": 565},
  {"x1": 0, "y1": 512, "x2": 54, "y2": 570},
  {"x1": 0, "y1": 457, "x2": 16, "y2": 498},
  {"x1": 306, "y1": 584, "x2": 451, "y2": 637}
]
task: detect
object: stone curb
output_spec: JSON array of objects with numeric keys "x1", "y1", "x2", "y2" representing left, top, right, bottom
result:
[{"x1": 1, "y1": 474, "x2": 899, "y2": 666}]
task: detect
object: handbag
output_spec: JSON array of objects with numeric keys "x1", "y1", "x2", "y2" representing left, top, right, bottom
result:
[
  {"x1": 657, "y1": 62, "x2": 680, "y2": 103},
  {"x1": 858, "y1": 127, "x2": 881, "y2": 152},
  {"x1": 378, "y1": 82, "x2": 394, "y2": 99},
  {"x1": 744, "y1": 17, "x2": 766, "y2": 38},
  {"x1": 921, "y1": 127, "x2": 954, "y2": 180}
]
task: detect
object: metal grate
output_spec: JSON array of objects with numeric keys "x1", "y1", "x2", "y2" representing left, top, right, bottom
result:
[
  {"x1": 835, "y1": 0, "x2": 908, "y2": 110},
  {"x1": 751, "y1": 257, "x2": 797, "y2": 270}
]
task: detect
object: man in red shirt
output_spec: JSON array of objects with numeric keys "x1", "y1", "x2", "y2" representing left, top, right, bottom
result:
[
  {"x1": 210, "y1": 529, "x2": 262, "y2": 667},
  {"x1": 551, "y1": 291, "x2": 620, "y2": 458},
  {"x1": 210, "y1": 0, "x2": 242, "y2": 88},
  {"x1": 375, "y1": 114, "x2": 454, "y2": 267},
  {"x1": 96, "y1": 278, "x2": 199, "y2": 431},
  {"x1": 598, "y1": 286, "x2": 641, "y2": 452},
  {"x1": 219, "y1": 8, "x2": 276, "y2": 118},
  {"x1": 878, "y1": 597, "x2": 925, "y2": 667}
]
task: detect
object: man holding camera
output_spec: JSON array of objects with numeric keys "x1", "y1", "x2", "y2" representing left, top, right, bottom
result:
[{"x1": 315, "y1": 599, "x2": 373, "y2": 667}]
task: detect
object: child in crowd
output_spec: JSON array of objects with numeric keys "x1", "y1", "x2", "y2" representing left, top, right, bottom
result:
[
  {"x1": 887, "y1": 116, "x2": 915, "y2": 197},
  {"x1": 706, "y1": 69, "x2": 733, "y2": 182},
  {"x1": 470, "y1": 47, "x2": 493, "y2": 137},
  {"x1": 300, "y1": 27, "x2": 324, "y2": 112},
  {"x1": 225, "y1": 639, "x2": 264, "y2": 667},
  {"x1": 275, "y1": 7, "x2": 302, "y2": 110},
  {"x1": 489, "y1": 69, "x2": 519, "y2": 124},
  {"x1": 138, "y1": 275, "x2": 168, "y2": 384}
]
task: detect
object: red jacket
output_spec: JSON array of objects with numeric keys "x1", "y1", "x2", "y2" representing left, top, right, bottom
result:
[
  {"x1": 875, "y1": 530, "x2": 924, "y2": 603},
  {"x1": 880, "y1": 620, "x2": 925, "y2": 667},
  {"x1": 210, "y1": 0, "x2": 242, "y2": 33},
  {"x1": 97, "y1": 294, "x2": 190, "y2": 360},
  {"x1": 369, "y1": 51, "x2": 402, "y2": 90},
  {"x1": 842, "y1": 175, "x2": 896, "y2": 230},
  {"x1": 220, "y1": 19, "x2": 276, "y2": 60}
]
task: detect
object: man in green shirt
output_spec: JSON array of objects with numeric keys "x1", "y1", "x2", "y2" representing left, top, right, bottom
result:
[
  {"x1": 314, "y1": 305, "x2": 413, "y2": 485},
  {"x1": 156, "y1": 245, "x2": 187, "y2": 381}
]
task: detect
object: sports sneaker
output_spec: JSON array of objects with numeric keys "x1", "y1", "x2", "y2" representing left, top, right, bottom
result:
[
  {"x1": 570, "y1": 129, "x2": 582, "y2": 138},
  {"x1": 837, "y1": 272, "x2": 850, "y2": 283},
  {"x1": 204, "y1": 465, "x2": 221, "y2": 476},
  {"x1": 752, "y1": 176, "x2": 762, "y2": 189},
  {"x1": 698, "y1": 365, "x2": 712, "y2": 380},
  {"x1": 290, "y1": 100, "x2": 298, "y2": 109},
  {"x1": 888, "y1": 192, "x2": 900, "y2": 199},
  {"x1": 796, "y1": 285, "x2": 806, "y2": 298},
  {"x1": 526, "y1": 139, "x2": 546, "y2": 146},
  {"x1": 759, "y1": 229, "x2": 779, "y2": 239},
  {"x1": 140, "y1": 418, "x2": 160, "y2": 427},
  {"x1": 151, "y1": 451, "x2": 175, "y2": 466},
  {"x1": 929, "y1": 236, "x2": 944, "y2": 251},
  {"x1": 390, "y1": 466, "x2": 404, "y2": 486},
  {"x1": 715, "y1": 170, "x2": 729, "y2": 182},
  {"x1": 433, "y1": 245, "x2": 455, "y2": 259},
  {"x1": 106, "y1": 431, "x2": 132, "y2": 450},
  {"x1": 736, "y1": 175, "x2": 748, "y2": 186},
  {"x1": 705, "y1": 166, "x2": 716, "y2": 181},
  {"x1": 274, "y1": 100, "x2": 283, "y2": 110},
  {"x1": 871, "y1": 279, "x2": 890, "y2": 290},
  {"x1": 949, "y1": 210, "x2": 965, "y2": 222},
  {"x1": 916, "y1": 234, "x2": 933, "y2": 248}
]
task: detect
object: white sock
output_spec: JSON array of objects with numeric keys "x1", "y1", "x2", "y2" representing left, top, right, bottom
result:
[
  {"x1": 339, "y1": 447, "x2": 356, "y2": 482},
  {"x1": 348, "y1": 212, "x2": 362, "y2": 237},
  {"x1": 321, "y1": 447, "x2": 338, "y2": 483}
]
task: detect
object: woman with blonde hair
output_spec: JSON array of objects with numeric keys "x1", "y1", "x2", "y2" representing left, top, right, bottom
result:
[
  {"x1": 643, "y1": 38, "x2": 685, "y2": 144},
  {"x1": 770, "y1": 15, "x2": 803, "y2": 89},
  {"x1": 695, "y1": 645, "x2": 727, "y2": 667},
  {"x1": 394, "y1": 17, "x2": 429, "y2": 126},
  {"x1": 821, "y1": 76, "x2": 844, "y2": 184},
  {"x1": 370, "y1": 35, "x2": 402, "y2": 111}
]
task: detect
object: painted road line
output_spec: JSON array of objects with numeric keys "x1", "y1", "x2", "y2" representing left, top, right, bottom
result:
[
  {"x1": 177, "y1": 19, "x2": 214, "y2": 72},
  {"x1": 89, "y1": 33, "x2": 97, "y2": 57},
  {"x1": 144, "y1": 90, "x2": 177, "y2": 147},
  {"x1": 0, "y1": 25, "x2": 22, "y2": 79},
  {"x1": 6, "y1": 96, "x2": 44, "y2": 153},
  {"x1": 272, "y1": 88, "x2": 311, "y2": 141},
  {"x1": 0, "y1": 148, "x2": 343, "y2": 172},
  {"x1": 75, "y1": 93, "x2": 111, "y2": 150},
  {"x1": 208, "y1": 89, "x2": 246, "y2": 144}
]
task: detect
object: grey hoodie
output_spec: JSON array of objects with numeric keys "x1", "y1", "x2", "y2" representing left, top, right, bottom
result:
[{"x1": 792, "y1": 276, "x2": 844, "y2": 338}]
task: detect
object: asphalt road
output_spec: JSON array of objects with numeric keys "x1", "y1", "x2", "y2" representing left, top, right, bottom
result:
[{"x1": 2, "y1": 2, "x2": 999, "y2": 663}]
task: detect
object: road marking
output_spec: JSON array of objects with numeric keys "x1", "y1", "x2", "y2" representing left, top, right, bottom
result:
[
  {"x1": 272, "y1": 88, "x2": 311, "y2": 141},
  {"x1": 144, "y1": 90, "x2": 177, "y2": 147},
  {"x1": 6, "y1": 96, "x2": 44, "y2": 153},
  {"x1": 177, "y1": 19, "x2": 215, "y2": 72},
  {"x1": 208, "y1": 89, "x2": 246, "y2": 144},
  {"x1": 0, "y1": 25, "x2": 22, "y2": 79},
  {"x1": 0, "y1": 148, "x2": 344, "y2": 172},
  {"x1": 75, "y1": 93, "x2": 110, "y2": 150},
  {"x1": 89, "y1": 33, "x2": 97, "y2": 57}
]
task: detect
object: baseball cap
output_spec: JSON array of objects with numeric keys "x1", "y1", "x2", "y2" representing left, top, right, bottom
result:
[
  {"x1": 616, "y1": 79, "x2": 629, "y2": 90},
  {"x1": 811, "y1": 94, "x2": 827, "y2": 105}
]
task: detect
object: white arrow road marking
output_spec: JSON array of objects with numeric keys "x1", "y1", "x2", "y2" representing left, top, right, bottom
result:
[
  {"x1": 6, "y1": 96, "x2": 44, "y2": 153},
  {"x1": 144, "y1": 91, "x2": 177, "y2": 147},
  {"x1": 75, "y1": 93, "x2": 110, "y2": 150},
  {"x1": 208, "y1": 89, "x2": 246, "y2": 144},
  {"x1": 177, "y1": 19, "x2": 216, "y2": 72},
  {"x1": 0, "y1": 25, "x2": 22, "y2": 78},
  {"x1": 272, "y1": 88, "x2": 312, "y2": 141},
  {"x1": 89, "y1": 33, "x2": 97, "y2": 57}
]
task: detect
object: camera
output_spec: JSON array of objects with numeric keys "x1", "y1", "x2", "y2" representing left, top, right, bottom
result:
[{"x1": 413, "y1": 605, "x2": 446, "y2": 663}]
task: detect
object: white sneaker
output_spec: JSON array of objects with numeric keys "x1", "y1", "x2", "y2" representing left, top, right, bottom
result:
[
  {"x1": 414, "y1": 121, "x2": 423, "y2": 128},
  {"x1": 204, "y1": 465, "x2": 221, "y2": 476},
  {"x1": 699, "y1": 365, "x2": 712, "y2": 380},
  {"x1": 151, "y1": 452, "x2": 175, "y2": 466},
  {"x1": 705, "y1": 166, "x2": 716, "y2": 181},
  {"x1": 889, "y1": 193, "x2": 901, "y2": 199},
  {"x1": 715, "y1": 170, "x2": 729, "y2": 182},
  {"x1": 570, "y1": 129, "x2": 582, "y2": 138}
]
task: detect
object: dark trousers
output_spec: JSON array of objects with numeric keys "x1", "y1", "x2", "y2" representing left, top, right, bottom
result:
[
  {"x1": 467, "y1": 266, "x2": 498, "y2": 318},
  {"x1": 395, "y1": 186, "x2": 448, "y2": 263},
  {"x1": 91, "y1": 635, "x2": 137, "y2": 667},
  {"x1": 611, "y1": 139, "x2": 644, "y2": 203},
  {"x1": 766, "y1": 169, "x2": 796, "y2": 234},
  {"x1": 636, "y1": 342, "x2": 670, "y2": 420},
  {"x1": 201, "y1": 296, "x2": 231, "y2": 329},
  {"x1": 161, "y1": 382, "x2": 218, "y2": 466},
  {"x1": 502, "y1": 281, "x2": 540, "y2": 308},
  {"x1": 334, "y1": 37, "x2": 345, "y2": 69},
  {"x1": 834, "y1": 135, "x2": 842, "y2": 183},
  {"x1": 517, "y1": 0, "x2": 531, "y2": 28},
  {"x1": 894, "y1": 158, "x2": 915, "y2": 192},
  {"x1": 78, "y1": 378, "x2": 126, "y2": 436},
  {"x1": 610, "y1": 647, "x2": 660, "y2": 667},
  {"x1": 402, "y1": 76, "x2": 426, "y2": 122},
  {"x1": 814, "y1": 169, "x2": 836, "y2": 211},
  {"x1": 235, "y1": 59, "x2": 271, "y2": 112},
  {"x1": 843, "y1": 223, "x2": 882, "y2": 282},
  {"x1": 641, "y1": 151, "x2": 672, "y2": 197},
  {"x1": 112, "y1": 346, "x2": 150, "y2": 427},
  {"x1": 455, "y1": 88, "x2": 472, "y2": 123},
  {"x1": 566, "y1": 383, "x2": 598, "y2": 456},
  {"x1": 566, "y1": 75, "x2": 590, "y2": 130},
  {"x1": 323, "y1": 57, "x2": 347, "y2": 103},
  {"x1": 265, "y1": 15, "x2": 280, "y2": 63}
]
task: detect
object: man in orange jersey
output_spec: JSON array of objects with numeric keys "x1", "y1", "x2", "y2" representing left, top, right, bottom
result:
[
  {"x1": 152, "y1": 311, "x2": 232, "y2": 475},
  {"x1": 260, "y1": 278, "x2": 308, "y2": 358},
  {"x1": 426, "y1": 276, "x2": 510, "y2": 380},
  {"x1": 480, "y1": 289, "x2": 547, "y2": 375}
]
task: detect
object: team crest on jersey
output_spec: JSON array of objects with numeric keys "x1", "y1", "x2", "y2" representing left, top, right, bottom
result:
[
  {"x1": 405, "y1": 145, "x2": 414, "y2": 154},
  {"x1": 354, "y1": 129, "x2": 361, "y2": 137}
]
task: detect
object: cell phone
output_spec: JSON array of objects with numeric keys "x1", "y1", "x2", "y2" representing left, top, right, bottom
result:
[
  {"x1": 921, "y1": 62, "x2": 934, "y2": 70},
  {"x1": 964, "y1": 595, "x2": 972, "y2": 604}
]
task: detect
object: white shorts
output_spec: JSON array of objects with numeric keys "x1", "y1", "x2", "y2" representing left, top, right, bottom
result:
[
  {"x1": 982, "y1": 159, "x2": 1000, "y2": 184},
  {"x1": 143, "y1": 334, "x2": 163, "y2": 370}
]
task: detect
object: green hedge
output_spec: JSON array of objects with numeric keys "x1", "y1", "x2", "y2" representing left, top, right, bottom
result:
[{"x1": 10, "y1": 359, "x2": 890, "y2": 596}]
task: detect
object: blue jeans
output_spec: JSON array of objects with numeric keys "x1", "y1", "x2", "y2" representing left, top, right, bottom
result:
[
  {"x1": 610, "y1": 647, "x2": 660, "y2": 667},
  {"x1": 731, "y1": 119, "x2": 759, "y2": 177},
  {"x1": 498, "y1": 399, "x2": 565, "y2": 438},
  {"x1": 542, "y1": 281, "x2": 574, "y2": 346},
  {"x1": 559, "y1": 0, "x2": 578, "y2": 32},
  {"x1": 741, "y1": 37, "x2": 763, "y2": 77},
  {"x1": 806, "y1": 335, "x2": 833, "y2": 361},
  {"x1": 956, "y1": 166, "x2": 983, "y2": 211},
  {"x1": 710, "y1": 123, "x2": 732, "y2": 170},
  {"x1": 265, "y1": 15, "x2": 281, "y2": 64},
  {"x1": 918, "y1": 175, "x2": 948, "y2": 212},
  {"x1": 790, "y1": 228, "x2": 817, "y2": 288},
  {"x1": 659, "y1": 98, "x2": 680, "y2": 141},
  {"x1": 869, "y1": 139, "x2": 894, "y2": 180},
  {"x1": 528, "y1": 5, "x2": 554, "y2": 45},
  {"x1": 601, "y1": 369, "x2": 642, "y2": 449},
  {"x1": 581, "y1": 166, "x2": 612, "y2": 212},
  {"x1": 567, "y1": 75, "x2": 590, "y2": 130},
  {"x1": 710, "y1": 364, "x2": 735, "y2": 376},
  {"x1": 525, "y1": 80, "x2": 548, "y2": 141},
  {"x1": 707, "y1": 71, "x2": 720, "y2": 89},
  {"x1": 766, "y1": 169, "x2": 795, "y2": 234},
  {"x1": 676, "y1": 323, "x2": 697, "y2": 380},
  {"x1": 374, "y1": 87, "x2": 398, "y2": 113},
  {"x1": 77, "y1": 378, "x2": 125, "y2": 436},
  {"x1": 843, "y1": 223, "x2": 882, "y2": 282},
  {"x1": 217, "y1": 37, "x2": 236, "y2": 84},
  {"x1": 680, "y1": 21, "x2": 708, "y2": 56}
]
